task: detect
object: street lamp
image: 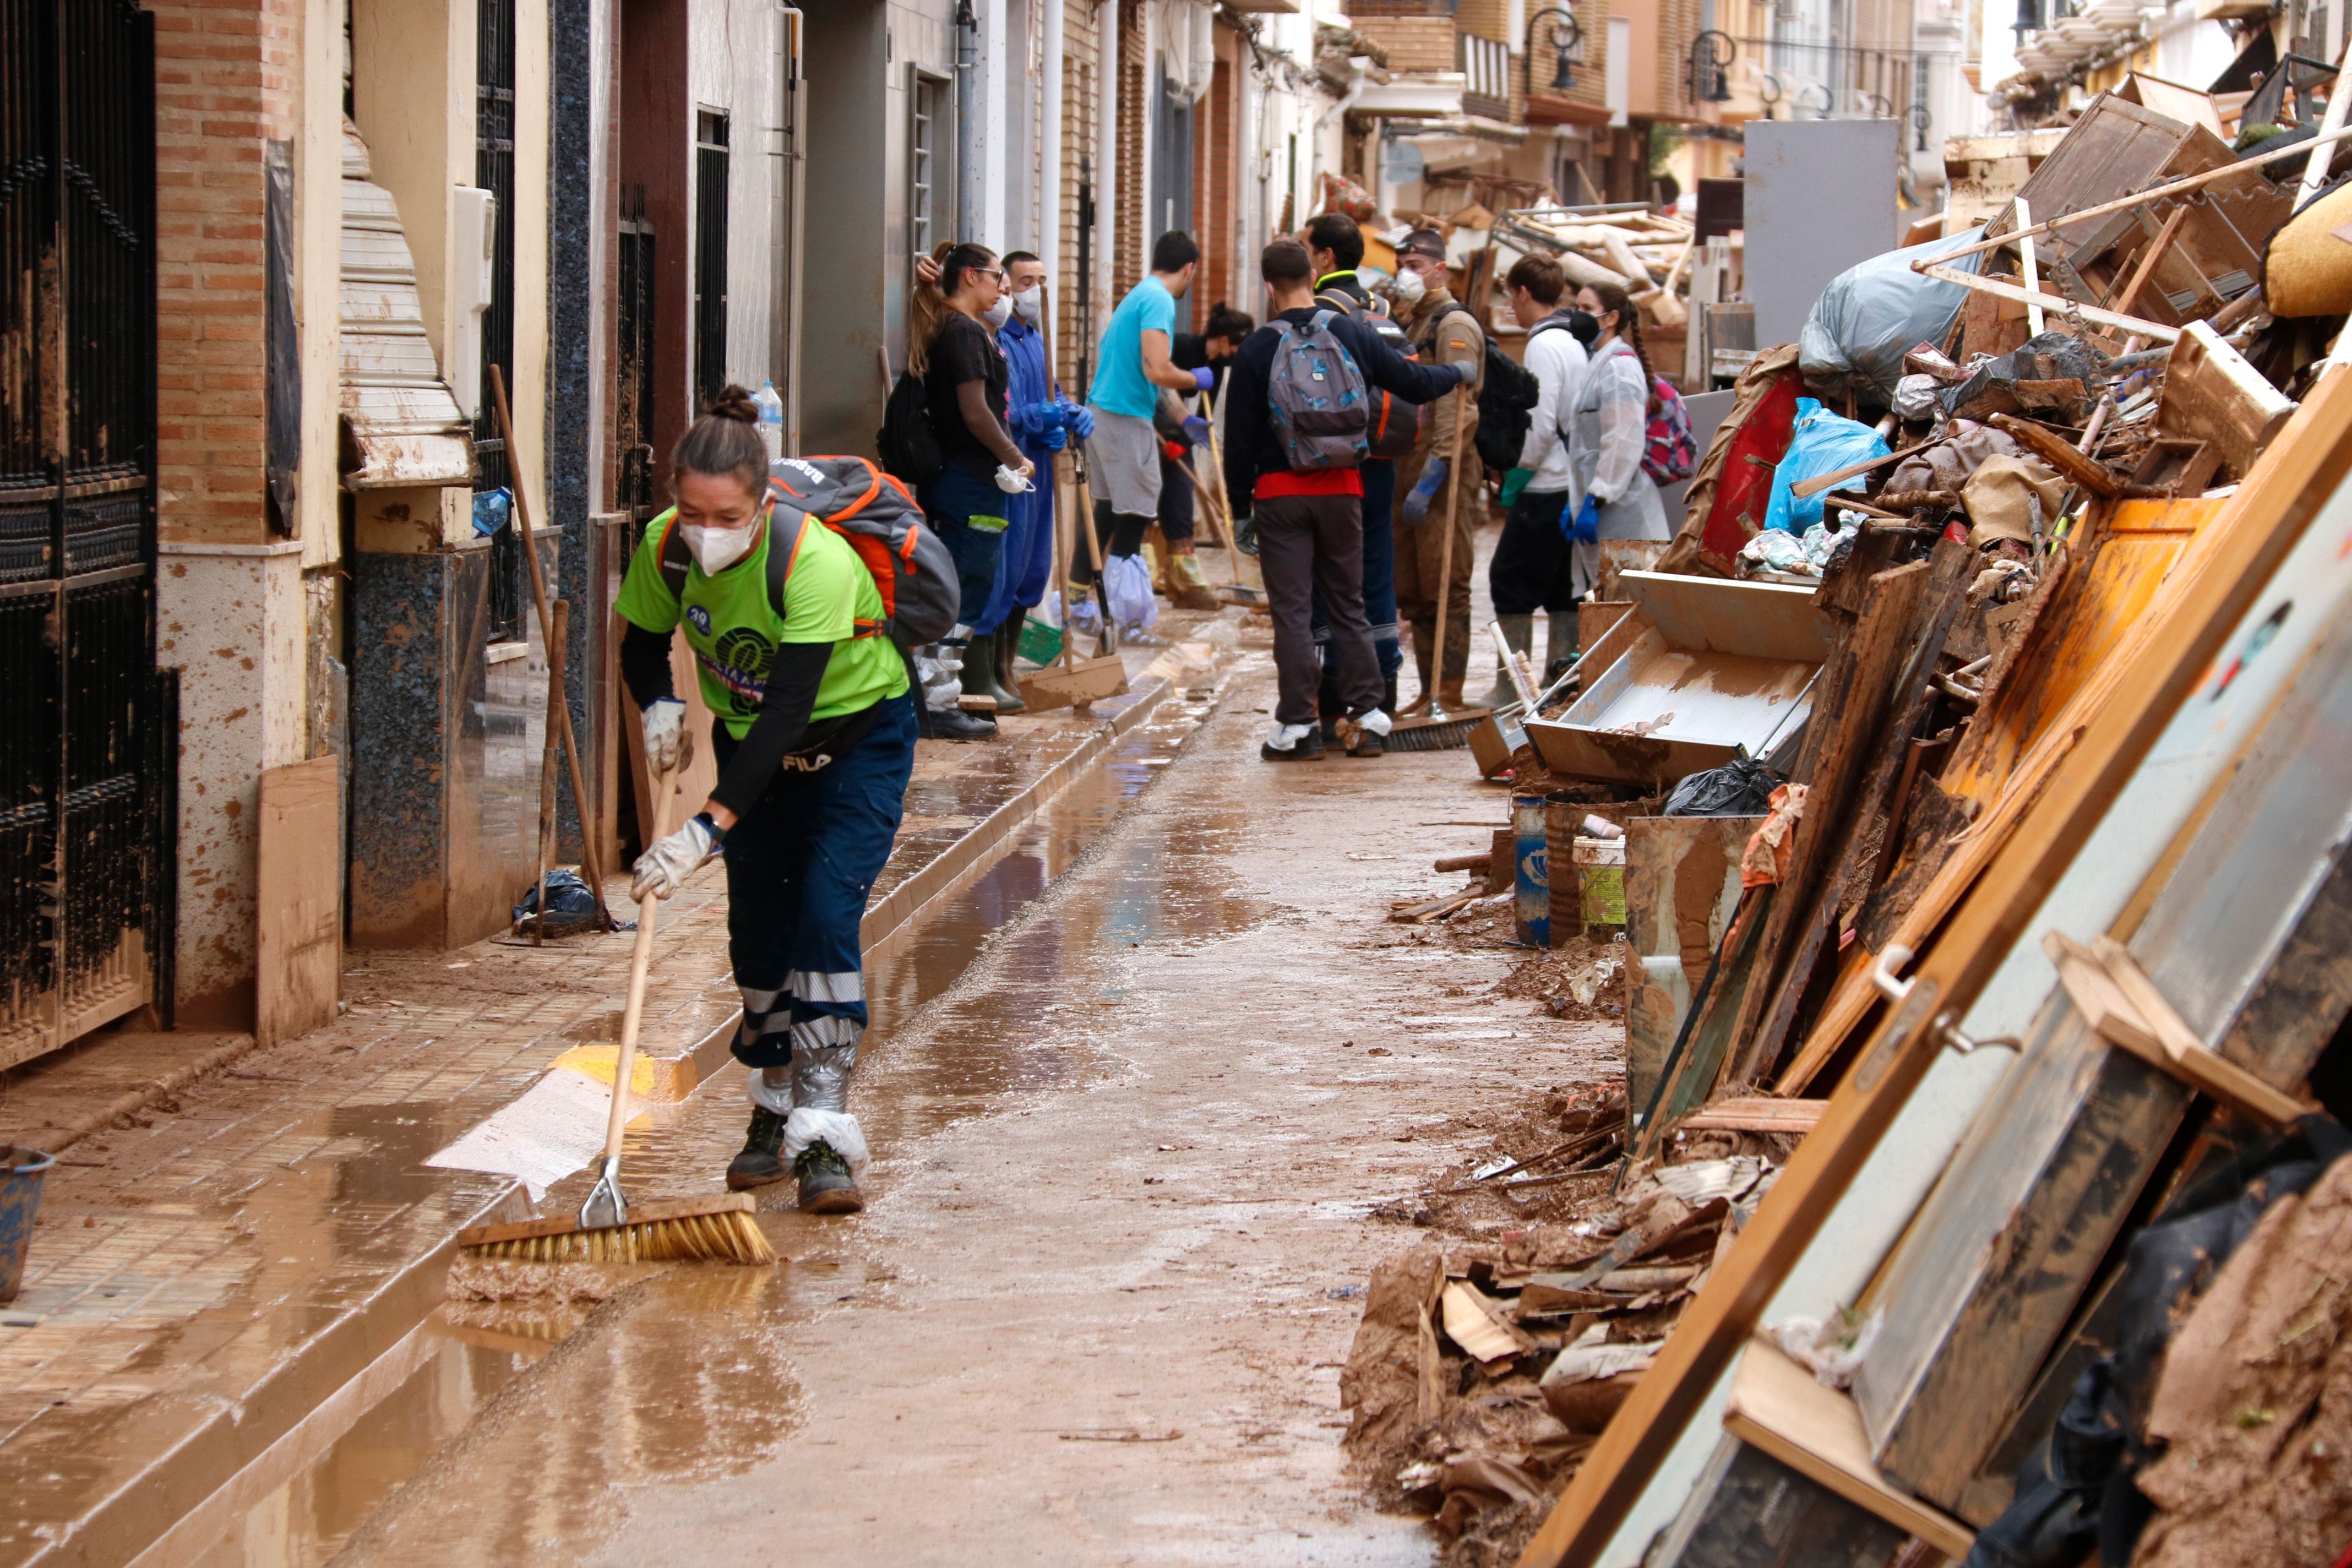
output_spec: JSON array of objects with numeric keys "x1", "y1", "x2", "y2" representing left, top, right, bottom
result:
[
  {"x1": 1525, "y1": 6, "x2": 1584, "y2": 95},
  {"x1": 1687, "y1": 29, "x2": 1736, "y2": 104}
]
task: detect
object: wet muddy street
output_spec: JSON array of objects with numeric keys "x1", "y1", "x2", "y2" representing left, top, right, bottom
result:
[{"x1": 334, "y1": 652, "x2": 1621, "y2": 1568}]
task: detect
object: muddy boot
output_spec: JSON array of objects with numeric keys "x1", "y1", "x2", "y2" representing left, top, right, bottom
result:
[
  {"x1": 1481, "y1": 613, "x2": 1532, "y2": 708},
  {"x1": 795, "y1": 1141, "x2": 864, "y2": 1213},
  {"x1": 992, "y1": 625, "x2": 1028, "y2": 714},
  {"x1": 1167, "y1": 549, "x2": 1220, "y2": 611},
  {"x1": 1544, "y1": 610, "x2": 1580, "y2": 696},
  {"x1": 726, "y1": 1106, "x2": 792, "y2": 1191},
  {"x1": 1337, "y1": 707, "x2": 1392, "y2": 758},
  {"x1": 964, "y1": 627, "x2": 1021, "y2": 715}
]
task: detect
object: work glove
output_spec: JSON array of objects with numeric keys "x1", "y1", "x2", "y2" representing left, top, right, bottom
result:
[
  {"x1": 1060, "y1": 402, "x2": 1095, "y2": 440},
  {"x1": 641, "y1": 698, "x2": 687, "y2": 775},
  {"x1": 1402, "y1": 459, "x2": 1448, "y2": 525},
  {"x1": 1499, "y1": 467, "x2": 1533, "y2": 509},
  {"x1": 1182, "y1": 414, "x2": 1212, "y2": 447},
  {"x1": 1190, "y1": 366, "x2": 1217, "y2": 393},
  {"x1": 1044, "y1": 425, "x2": 1068, "y2": 451},
  {"x1": 1233, "y1": 511, "x2": 1259, "y2": 557},
  {"x1": 1451, "y1": 360, "x2": 1477, "y2": 389},
  {"x1": 632, "y1": 813, "x2": 720, "y2": 901},
  {"x1": 1564, "y1": 494, "x2": 1600, "y2": 545}
]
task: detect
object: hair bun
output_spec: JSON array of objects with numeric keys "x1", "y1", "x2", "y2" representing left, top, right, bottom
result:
[{"x1": 705, "y1": 384, "x2": 759, "y2": 424}]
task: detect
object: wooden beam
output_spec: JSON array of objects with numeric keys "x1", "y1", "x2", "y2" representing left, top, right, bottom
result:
[
  {"x1": 1918, "y1": 264, "x2": 2180, "y2": 343},
  {"x1": 1790, "y1": 440, "x2": 1936, "y2": 502},
  {"x1": 1676, "y1": 1097, "x2": 1827, "y2": 1135},
  {"x1": 1989, "y1": 413, "x2": 2126, "y2": 499},
  {"x1": 2108, "y1": 204, "x2": 2190, "y2": 321},
  {"x1": 1515, "y1": 366, "x2": 2352, "y2": 1568}
]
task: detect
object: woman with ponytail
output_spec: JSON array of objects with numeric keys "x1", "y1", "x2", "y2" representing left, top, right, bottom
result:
[
  {"x1": 613, "y1": 388, "x2": 918, "y2": 1215},
  {"x1": 1562, "y1": 280, "x2": 1670, "y2": 595}
]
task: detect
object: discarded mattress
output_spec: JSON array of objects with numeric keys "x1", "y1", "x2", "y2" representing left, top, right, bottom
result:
[{"x1": 1528, "y1": 571, "x2": 1829, "y2": 787}]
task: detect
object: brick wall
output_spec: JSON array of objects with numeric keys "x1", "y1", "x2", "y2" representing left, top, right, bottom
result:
[
  {"x1": 1114, "y1": 0, "x2": 1144, "y2": 298},
  {"x1": 152, "y1": 0, "x2": 298, "y2": 546},
  {"x1": 1057, "y1": 0, "x2": 1098, "y2": 391},
  {"x1": 1351, "y1": 18, "x2": 1455, "y2": 74}
]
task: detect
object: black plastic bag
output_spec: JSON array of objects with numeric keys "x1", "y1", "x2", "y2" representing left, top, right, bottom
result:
[
  {"x1": 513, "y1": 868, "x2": 601, "y2": 934},
  {"x1": 1662, "y1": 756, "x2": 1784, "y2": 818}
]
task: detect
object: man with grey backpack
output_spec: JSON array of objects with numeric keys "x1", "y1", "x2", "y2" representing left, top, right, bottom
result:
[{"x1": 1219, "y1": 239, "x2": 1471, "y2": 761}]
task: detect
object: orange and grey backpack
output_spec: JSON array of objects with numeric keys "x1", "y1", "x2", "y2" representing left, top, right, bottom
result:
[{"x1": 654, "y1": 454, "x2": 962, "y2": 650}]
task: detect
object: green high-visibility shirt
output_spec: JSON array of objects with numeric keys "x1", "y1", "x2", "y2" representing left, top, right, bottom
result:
[{"x1": 614, "y1": 507, "x2": 910, "y2": 738}]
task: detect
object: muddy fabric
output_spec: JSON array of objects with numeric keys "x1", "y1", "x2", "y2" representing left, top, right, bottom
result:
[
  {"x1": 2133, "y1": 1151, "x2": 2352, "y2": 1568},
  {"x1": 1961, "y1": 453, "x2": 2067, "y2": 547},
  {"x1": 1886, "y1": 418, "x2": 2026, "y2": 494}
]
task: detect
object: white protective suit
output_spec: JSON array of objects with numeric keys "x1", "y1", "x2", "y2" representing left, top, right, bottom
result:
[{"x1": 1566, "y1": 337, "x2": 1670, "y2": 596}]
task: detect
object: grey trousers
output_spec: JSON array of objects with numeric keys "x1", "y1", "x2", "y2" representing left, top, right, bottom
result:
[{"x1": 1257, "y1": 492, "x2": 1382, "y2": 728}]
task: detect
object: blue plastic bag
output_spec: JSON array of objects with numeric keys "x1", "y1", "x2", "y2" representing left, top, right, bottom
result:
[{"x1": 1761, "y1": 399, "x2": 1890, "y2": 535}]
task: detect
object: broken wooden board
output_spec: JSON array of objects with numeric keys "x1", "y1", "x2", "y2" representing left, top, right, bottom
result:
[
  {"x1": 1677, "y1": 1097, "x2": 1825, "y2": 1135},
  {"x1": 1625, "y1": 815, "x2": 1757, "y2": 1124},
  {"x1": 2048, "y1": 932, "x2": 2307, "y2": 1123},
  {"x1": 1724, "y1": 1341, "x2": 1977, "y2": 1559},
  {"x1": 1442, "y1": 1281, "x2": 1535, "y2": 1365},
  {"x1": 257, "y1": 755, "x2": 342, "y2": 1047},
  {"x1": 2155, "y1": 319, "x2": 2297, "y2": 481}
]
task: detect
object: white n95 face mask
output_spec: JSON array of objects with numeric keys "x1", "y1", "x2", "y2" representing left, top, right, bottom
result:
[
  {"x1": 1391, "y1": 268, "x2": 1427, "y2": 306},
  {"x1": 1012, "y1": 285, "x2": 1043, "y2": 325},
  {"x1": 678, "y1": 516, "x2": 760, "y2": 575},
  {"x1": 983, "y1": 295, "x2": 1013, "y2": 329}
]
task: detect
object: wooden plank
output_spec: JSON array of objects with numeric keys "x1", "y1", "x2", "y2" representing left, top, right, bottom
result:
[
  {"x1": 1724, "y1": 1342, "x2": 1976, "y2": 1559},
  {"x1": 1516, "y1": 366, "x2": 2352, "y2": 1568},
  {"x1": 1678, "y1": 1097, "x2": 1825, "y2": 1135},
  {"x1": 2050, "y1": 934, "x2": 2310, "y2": 1123},
  {"x1": 256, "y1": 755, "x2": 342, "y2": 1047},
  {"x1": 1988, "y1": 413, "x2": 2125, "y2": 499},
  {"x1": 1720, "y1": 557, "x2": 1934, "y2": 1089}
]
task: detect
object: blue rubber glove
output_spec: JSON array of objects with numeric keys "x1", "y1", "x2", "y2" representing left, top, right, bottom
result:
[
  {"x1": 1043, "y1": 425, "x2": 1068, "y2": 451},
  {"x1": 1012, "y1": 401, "x2": 1061, "y2": 440},
  {"x1": 1061, "y1": 402, "x2": 1095, "y2": 440},
  {"x1": 1182, "y1": 415, "x2": 1211, "y2": 447},
  {"x1": 1401, "y1": 459, "x2": 1448, "y2": 525},
  {"x1": 1190, "y1": 366, "x2": 1217, "y2": 393},
  {"x1": 1563, "y1": 494, "x2": 1600, "y2": 545}
]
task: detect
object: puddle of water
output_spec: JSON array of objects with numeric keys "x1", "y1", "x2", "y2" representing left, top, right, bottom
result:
[{"x1": 171, "y1": 687, "x2": 1243, "y2": 1568}]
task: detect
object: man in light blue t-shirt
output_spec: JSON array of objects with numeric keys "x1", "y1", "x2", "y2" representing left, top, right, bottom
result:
[{"x1": 1081, "y1": 231, "x2": 1216, "y2": 622}]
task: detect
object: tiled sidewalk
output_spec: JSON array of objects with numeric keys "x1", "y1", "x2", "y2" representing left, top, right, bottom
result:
[{"x1": 0, "y1": 619, "x2": 1234, "y2": 1568}]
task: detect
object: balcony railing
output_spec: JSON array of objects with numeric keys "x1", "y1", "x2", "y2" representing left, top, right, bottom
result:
[{"x1": 1460, "y1": 32, "x2": 1512, "y2": 119}]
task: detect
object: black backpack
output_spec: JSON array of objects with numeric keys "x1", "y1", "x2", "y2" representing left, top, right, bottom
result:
[
  {"x1": 1476, "y1": 333, "x2": 1542, "y2": 474},
  {"x1": 876, "y1": 369, "x2": 945, "y2": 487}
]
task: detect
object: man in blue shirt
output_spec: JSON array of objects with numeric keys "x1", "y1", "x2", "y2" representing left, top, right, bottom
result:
[
  {"x1": 1081, "y1": 232, "x2": 1216, "y2": 618},
  {"x1": 973, "y1": 249, "x2": 1089, "y2": 709}
]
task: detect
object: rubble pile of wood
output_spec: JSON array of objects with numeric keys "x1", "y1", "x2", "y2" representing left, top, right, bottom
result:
[{"x1": 1343, "y1": 79, "x2": 2352, "y2": 1568}]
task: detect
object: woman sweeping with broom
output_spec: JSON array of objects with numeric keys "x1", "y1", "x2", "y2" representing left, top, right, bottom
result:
[{"x1": 616, "y1": 389, "x2": 919, "y2": 1215}]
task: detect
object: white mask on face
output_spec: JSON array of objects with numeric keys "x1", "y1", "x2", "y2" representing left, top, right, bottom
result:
[
  {"x1": 678, "y1": 513, "x2": 761, "y2": 575},
  {"x1": 1392, "y1": 266, "x2": 1428, "y2": 306},
  {"x1": 983, "y1": 294, "x2": 1013, "y2": 328},
  {"x1": 1012, "y1": 285, "x2": 1043, "y2": 325}
]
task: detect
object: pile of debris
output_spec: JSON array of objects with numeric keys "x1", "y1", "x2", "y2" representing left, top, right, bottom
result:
[{"x1": 1341, "y1": 76, "x2": 2352, "y2": 1568}]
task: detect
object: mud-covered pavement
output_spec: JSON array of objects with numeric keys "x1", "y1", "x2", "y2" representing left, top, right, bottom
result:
[{"x1": 338, "y1": 650, "x2": 1622, "y2": 1568}]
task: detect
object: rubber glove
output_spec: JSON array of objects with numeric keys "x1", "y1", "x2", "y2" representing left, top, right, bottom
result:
[
  {"x1": 1043, "y1": 425, "x2": 1068, "y2": 451},
  {"x1": 1190, "y1": 366, "x2": 1217, "y2": 393},
  {"x1": 1233, "y1": 511, "x2": 1259, "y2": 558},
  {"x1": 632, "y1": 813, "x2": 720, "y2": 901},
  {"x1": 1060, "y1": 402, "x2": 1095, "y2": 440},
  {"x1": 1182, "y1": 415, "x2": 1211, "y2": 447},
  {"x1": 1564, "y1": 494, "x2": 1600, "y2": 545},
  {"x1": 1499, "y1": 467, "x2": 1533, "y2": 510},
  {"x1": 1401, "y1": 458, "x2": 1448, "y2": 525},
  {"x1": 640, "y1": 697, "x2": 687, "y2": 775}
]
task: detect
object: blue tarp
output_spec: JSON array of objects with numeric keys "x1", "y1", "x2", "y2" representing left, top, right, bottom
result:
[{"x1": 1762, "y1": 398, "x2": 1891, "y2": 534}]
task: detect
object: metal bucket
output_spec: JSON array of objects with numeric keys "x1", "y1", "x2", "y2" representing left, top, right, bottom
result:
[
  {"x1": 0, "y1": 1144, "x2": 56, "y2": 1304},
  {"x1": 1512, "y1": 794, "x2": 1550, "y2": 948}
]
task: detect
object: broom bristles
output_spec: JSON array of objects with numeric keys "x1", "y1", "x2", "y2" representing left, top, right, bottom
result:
[
  {"x1": 1385, "y1": 715, "x2": 1480, "y2": 752},
  {"x1": 460, "y1": 1206, "x2": 775, "y2": 1266}
]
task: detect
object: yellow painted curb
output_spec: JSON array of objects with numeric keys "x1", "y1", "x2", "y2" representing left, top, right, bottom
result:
[{"x1": 547, "y1": 1045, "x2": 699, "y2": 1103}]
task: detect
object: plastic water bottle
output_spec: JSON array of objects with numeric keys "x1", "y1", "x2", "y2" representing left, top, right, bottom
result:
[{"x1": 754, "y1": 381, "x2": 784, "y2": 461}]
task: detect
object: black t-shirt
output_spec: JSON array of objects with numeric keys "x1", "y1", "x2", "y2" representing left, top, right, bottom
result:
[{"x1": 925, "y1": 311, "x2": 1011, "y2": 479}]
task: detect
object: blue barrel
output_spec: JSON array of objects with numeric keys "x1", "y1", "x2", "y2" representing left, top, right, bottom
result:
[
  {"x1": 1512, "y1": 793, "x2": 1550, "y2": 948},
  {"x1": 0, "y1": 1144, "x2": 56, "y2": 1305}
]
